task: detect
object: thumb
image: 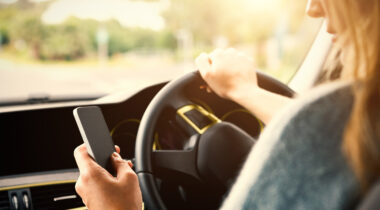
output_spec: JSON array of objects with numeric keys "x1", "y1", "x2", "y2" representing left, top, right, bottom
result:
[{"x1": 195, "y1": 53, "x2": 212, "y2": 78}]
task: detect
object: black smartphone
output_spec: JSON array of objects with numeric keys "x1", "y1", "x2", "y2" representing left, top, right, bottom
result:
[{"x1": 73, "y1": 106, "x2": 116, "y2": 175}]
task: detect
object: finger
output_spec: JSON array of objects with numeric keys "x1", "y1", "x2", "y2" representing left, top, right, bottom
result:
[
  {"x1": 209, "y1": 48, "x2": 223, "y2": 61},
  {"x1": 237, "y1": 52, "x2": 254, "y2": 63},
  {"x1": 195, "y1": 53, "x2": 212, "y2": 78},
  {"x1": 127, "y1": 160, "x2": 133, "y2": 168},
  {"x1": 73, "y1": 144, "x2": 97, "y2": 173},
  {"x1": 111, "y1": 152, "x2": 135, "y2": 181},
  {"x1": 75, "y1": 175, "x2": 83, "y2": 196},
  {"x1": 115, "y1": 145, "x2": 121, "y2": 154}
]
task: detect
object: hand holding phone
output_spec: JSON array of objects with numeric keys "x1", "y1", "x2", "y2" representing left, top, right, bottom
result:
[{"x1": 73, "y1": 106, "x2": 116, "y2": 175}]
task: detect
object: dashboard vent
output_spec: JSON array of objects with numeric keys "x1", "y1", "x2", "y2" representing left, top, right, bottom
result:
[
  {"x1": 0, "y1": 191, "x2": 10, "y2": 210},
  {"x1": 30, "y1": 182, "x2": 84, "y2": 210}
]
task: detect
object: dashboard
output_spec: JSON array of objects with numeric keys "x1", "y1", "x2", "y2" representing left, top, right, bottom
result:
[{"x1": 0, "y1": 81, "x2": 263, "y2": 210}]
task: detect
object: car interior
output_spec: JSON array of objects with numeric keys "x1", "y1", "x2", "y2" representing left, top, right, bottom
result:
[{"x1": 0, "y1": 0, "x2": 360, "y2": 210}]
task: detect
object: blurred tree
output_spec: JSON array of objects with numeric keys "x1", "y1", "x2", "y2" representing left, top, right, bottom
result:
[
  {"x1": 39, "y1": 18, "x2": 94, "y2": 60},
  {"x1": 10, "y1": 11, "x2": 46, "y2": 58},
  {"x1": 0, "y1": 7, "x2": 15, "y2": 45},
  {"x1": 163, "y1": 0, "x2": 223, "y2": 45},
  {"x1": 15, "y1": 0, "x2": 33, "y2": 9},
  {"x1": 156, "y1": 30, "x2": 177, "y2": 50}
]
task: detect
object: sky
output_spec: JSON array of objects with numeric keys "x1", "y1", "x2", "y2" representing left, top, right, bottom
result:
[{"x1": 42, "y1": 0, "x2": 169, "y2": 30}]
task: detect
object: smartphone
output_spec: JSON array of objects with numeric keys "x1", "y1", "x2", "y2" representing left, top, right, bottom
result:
[{"x1": 73, "y1": 106, "x2": 116, "y2": 175}]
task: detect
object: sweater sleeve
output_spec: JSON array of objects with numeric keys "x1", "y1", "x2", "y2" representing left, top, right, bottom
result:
[{"x1": 220, "y1": 82, "x2": 359, "y2": 210}]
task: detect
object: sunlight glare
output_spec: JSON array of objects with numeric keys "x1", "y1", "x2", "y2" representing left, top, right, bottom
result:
[
  {"x1": 41, "y1": 0, "x2": 169, "y2": 30},
  {"x1": 243, "y1": 0, "x2": 280, "y2": 11}
]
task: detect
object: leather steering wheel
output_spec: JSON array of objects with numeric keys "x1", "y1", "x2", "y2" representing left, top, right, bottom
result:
[{"x1": 135, "y1": 71, "x2": 294, "y2": 210}]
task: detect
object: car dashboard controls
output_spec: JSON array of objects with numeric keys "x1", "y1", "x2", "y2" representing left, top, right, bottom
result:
[
  {"x1": 0, "y1": 181, "x2": 85, "y2": 210},
  {"x1": 8, "y1": 189, "x2": 33, "y2": 210},
  {"x1": 177, "y1": 104, "x2": 221, "y2": 134}
]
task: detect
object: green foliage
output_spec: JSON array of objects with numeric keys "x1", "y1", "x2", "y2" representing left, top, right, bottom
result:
[
  {"x1": 0, "y1": 4, "x2": 177, "y2": 61},
  {"x1": 163, "y1": 0, "x2": 223, "y2": 45},
  {"x1": 0, "y1": 28, "x2": 10, "y2": 45},
  {"x1": 156, "y1": 30, "x2": 177, "y2": 50},
  {"x1": 39, "y1": 22, "x2": 93, "y2": 60},
  {"x1": 0, "y1": 6, "x2": 17, "y2": 45},
  {"x1": 105, "y1": 21, "x2": 176, "y2": 55}
]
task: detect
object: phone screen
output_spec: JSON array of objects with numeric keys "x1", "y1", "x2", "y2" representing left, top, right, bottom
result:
[{"x1": 73, "y1": 106, "x2": 116, "y2": 175}]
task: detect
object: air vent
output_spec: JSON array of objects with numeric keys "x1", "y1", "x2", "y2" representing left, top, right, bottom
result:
[
  {"x1": 0, "y1": 191, "x2": 10, "y2": 210},
  {"x1": 30, "y1": 183, "x2": 84, "y2": 210}
]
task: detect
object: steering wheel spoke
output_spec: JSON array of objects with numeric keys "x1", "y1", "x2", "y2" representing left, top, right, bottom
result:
[
  {"x1": 152, "y1": 148, "x2": 200, "y2": 181},
  {"x1": 152, "y1": 134, "x2": 200, "y2": 181}
]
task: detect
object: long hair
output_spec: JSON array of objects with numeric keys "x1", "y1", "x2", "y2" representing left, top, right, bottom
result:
[{"x1": 328, "y1": 0, "x2": 380, "y2": 192}]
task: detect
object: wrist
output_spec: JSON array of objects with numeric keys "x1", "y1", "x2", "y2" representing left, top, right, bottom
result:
[{"x1": 227, "y1": 84, "x2": 261, "y2": 102}]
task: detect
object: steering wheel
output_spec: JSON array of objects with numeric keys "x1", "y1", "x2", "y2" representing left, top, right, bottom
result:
[{"x1": 135, "y1": 71, "x2": 294, "y2": 210}]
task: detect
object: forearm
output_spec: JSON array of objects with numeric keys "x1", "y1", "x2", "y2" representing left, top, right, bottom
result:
[
  {"x1": 195, "y1": 49, "x2": 293, "y2": 124},
  {"x1": 229, "y1": 87, "x2": 293, "y2": 125}
]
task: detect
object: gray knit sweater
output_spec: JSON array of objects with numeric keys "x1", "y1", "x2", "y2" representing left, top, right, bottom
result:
[{"x1": 221, "y1": 82, "x2": 360, "y2": 210}]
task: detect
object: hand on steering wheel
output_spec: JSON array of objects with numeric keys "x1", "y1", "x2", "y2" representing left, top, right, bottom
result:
[{"x1": 135, "y1": 71, "x2": 294, "y2": 210}]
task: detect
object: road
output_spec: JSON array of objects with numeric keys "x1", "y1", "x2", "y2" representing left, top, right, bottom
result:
[{"x1": 0, "y1": 58, "x2": 195, "y2": 103}]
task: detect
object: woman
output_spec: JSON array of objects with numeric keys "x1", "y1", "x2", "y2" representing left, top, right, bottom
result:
[{"x1": 73, "y1": 0, "x2": 380, "y2": 209}]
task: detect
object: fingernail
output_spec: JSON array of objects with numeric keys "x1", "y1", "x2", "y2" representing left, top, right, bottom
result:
[{"x1": 112, "y1": 152, "x2": 122, "y2": 160}]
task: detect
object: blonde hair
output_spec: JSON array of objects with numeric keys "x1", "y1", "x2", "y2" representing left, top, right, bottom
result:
[{"x1": 329, "y1": 0, "x2": 380, "y2": 192}]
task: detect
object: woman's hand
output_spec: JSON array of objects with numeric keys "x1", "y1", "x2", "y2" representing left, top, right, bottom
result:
[
  {"x1": 195, "y1": 48, "x2": 292, "y2": 124},
  {"x1": 74, "y1": 144, "x2": 142, "y2": 210},
  {"x1": 195, "y1": 48, "x2": 258, "y2": 101}
]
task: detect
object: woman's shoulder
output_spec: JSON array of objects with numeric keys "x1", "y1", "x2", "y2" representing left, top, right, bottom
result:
[
  {"x1": 280, "y1": 80, "x2": 354, "y2": 126},
  {"x1": 275, "y1": 80, "x2": 354, "y2": 138},
  {"x1": 221, "y1": 81, "x2": 359, "y2": 210},
  {"x1": 255, "y1": 80, "x2": 356, "y2": 168}
]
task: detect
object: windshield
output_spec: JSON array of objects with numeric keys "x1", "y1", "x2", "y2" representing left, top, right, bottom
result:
[{"x1": 0, "y1": 0, "x2": 322, "y2": 104}]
